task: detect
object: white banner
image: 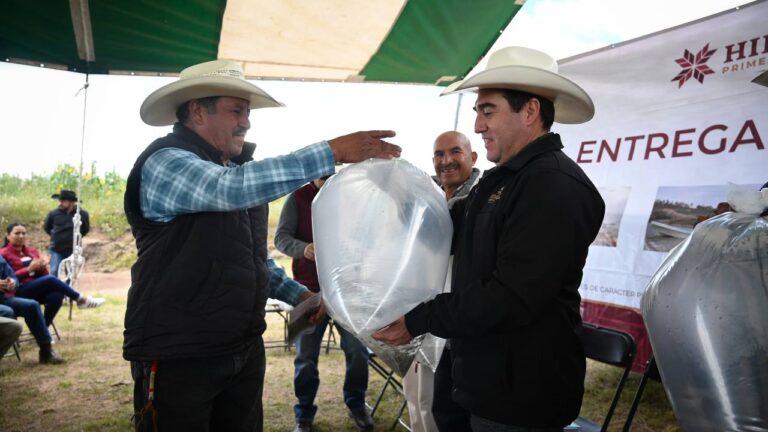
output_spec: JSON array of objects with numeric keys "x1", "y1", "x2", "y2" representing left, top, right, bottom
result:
[{"x1": 557, "y1": 1, "x2": 768, "y2": 310}]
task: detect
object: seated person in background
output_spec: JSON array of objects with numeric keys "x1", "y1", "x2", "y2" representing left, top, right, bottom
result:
[
  {"x1": 275, "y1": 175, "x2": 373, "y2": 432},
  {"x1": 0, "y1": 304, "x2": 23, "y2": 359},
  {"x1": 0, "y1": 255, "x2": 65, "y2": 363},
  {"x1": 0, "y1": 222, "x2": 105, "y2": 328}
]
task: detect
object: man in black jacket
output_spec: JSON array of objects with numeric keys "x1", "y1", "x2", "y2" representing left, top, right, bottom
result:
[
  {"x1": 44, "y1": 189, "x2": 89, "y2": 278},
  {"x1": 374, "y1": 46, "x2": 605, "y2": 431}
]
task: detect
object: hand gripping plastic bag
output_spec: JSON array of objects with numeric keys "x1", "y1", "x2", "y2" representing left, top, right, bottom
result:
[
  {"x1": 312, "y1": 159, "x2": 452, "y2": 376},
  {"x1": 414, "y1": 256, "x2": 459, "y2": 373},
  {"x1": 642, "y1": 208, "x2": 768, "y2": 432}
]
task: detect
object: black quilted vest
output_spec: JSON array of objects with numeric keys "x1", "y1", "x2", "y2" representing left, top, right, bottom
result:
[{"x1": 123, "y1": 123, "x2": 269, "y2": 361}]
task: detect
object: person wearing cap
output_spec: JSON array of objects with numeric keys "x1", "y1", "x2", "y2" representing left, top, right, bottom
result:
[
  {"x1": 373, "y1": 46, "x2": 605, "y2": 431},
  {"x1": 124, "y1": 59, "x2": 400, "y2": 432},
  {"x1": 44, "y1": 189, "x2": 90, "y2": 279}
]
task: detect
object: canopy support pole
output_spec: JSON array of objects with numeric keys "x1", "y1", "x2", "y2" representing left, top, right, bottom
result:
[
  {"x1": 69, "y1": 0, "x2": 96, "y2": 62},
  {"x1": 60, "y1": 74, "x2": 90, "y2": 320},
  {"x1": 453, "y1": 93, "x2": 463, "y2": 131}
]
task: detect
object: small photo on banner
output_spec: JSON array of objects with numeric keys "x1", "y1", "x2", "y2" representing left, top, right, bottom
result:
[
  {"x1": 592, "y1": 186, "x2": 631, "y2": 248},
  {"x1": 644, "y1": 183, "x2": 761, "y2": 252}
]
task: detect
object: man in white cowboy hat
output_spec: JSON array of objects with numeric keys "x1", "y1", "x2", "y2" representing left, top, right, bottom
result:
[
  {"x1": 44, "y1": 189, "x2": 90, "y2": 278},
  {"x1": 123, "y1": 59, "x2": 400, "y2": 432},
  {"x1": 374, "y1": 46, "x2": 605, "y2": 431}
]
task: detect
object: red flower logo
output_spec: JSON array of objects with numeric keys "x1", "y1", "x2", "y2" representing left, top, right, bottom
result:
[{"x1": 672, "y1": 44, "x2": 717, "y2": 88}]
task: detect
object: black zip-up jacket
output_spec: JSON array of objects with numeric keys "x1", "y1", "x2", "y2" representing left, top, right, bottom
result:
[
  {"x1": 406, "y1": 133, "x2": 605, "y2": 427},
  {"x1": 44, "y1": 207, "x2": 90, "y2": 256},
  {"x1": 123, "y1": 124, "x2": 270, "y2": 361}
]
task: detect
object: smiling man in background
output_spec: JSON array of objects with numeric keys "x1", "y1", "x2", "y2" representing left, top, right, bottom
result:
[
  {"x1": 432, "y1": 131, "x2": 479, "y2": 203},
  {"x1": 402, "y1": 130, "x2": 480, "y2": 431}
]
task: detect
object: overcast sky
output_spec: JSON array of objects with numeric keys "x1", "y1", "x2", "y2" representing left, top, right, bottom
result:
[{"x1": 0, "y1": 0, "x2": 750, "y2": 179}]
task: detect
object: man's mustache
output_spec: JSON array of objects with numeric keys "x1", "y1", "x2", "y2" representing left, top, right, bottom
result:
[{"x1": 233, "y1": 128, "x2": 248, "y2": 136}]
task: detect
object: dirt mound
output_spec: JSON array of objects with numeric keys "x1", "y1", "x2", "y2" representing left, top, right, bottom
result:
[
  {"x1": 22, "y1": 227, "x2": 136, "y2": 273},
  {"x1": 81, "y1": 231, "x2": 135, "y2": 273}
]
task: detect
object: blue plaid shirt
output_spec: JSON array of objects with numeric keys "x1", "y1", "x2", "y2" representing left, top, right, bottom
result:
[{"x1": 140, "y1": 141, "x2": 335, "y2": 305}]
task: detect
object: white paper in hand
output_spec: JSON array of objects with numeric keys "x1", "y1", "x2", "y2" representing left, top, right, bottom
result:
[{"x1": 312, "y1": 159, "x2": 452, "y2": 376}]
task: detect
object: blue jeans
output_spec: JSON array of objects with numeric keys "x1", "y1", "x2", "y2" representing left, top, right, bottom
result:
[
  {"x1": 132, "y1": 339, "x2": 266, "y2": 432},
  {"x1": 293, "y1": 315, "x2": 369, "y2": 422},
  {"x1": 48, "y1": 249, "x2": 67, "y2": 279},
  {"x1": 470, "y1": 415, "x2": 565, "y2": 432},
  {"x1": 0, "y1": 304, "x2": 14, "y2": 318},
  {"x1": 0, "y1": 296, "x2": 52, "y2": 345},
  {"x1": 16, "y1": 275, "x2": 80, "y2": 326}
]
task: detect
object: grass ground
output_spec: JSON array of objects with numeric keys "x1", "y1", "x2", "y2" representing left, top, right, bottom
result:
[
  {"x1": 0, "y1": 285, "x2": 680, "y2": 432},
  {"x1": 0, "y1": 294, "x2": 404, "y2": 432}
]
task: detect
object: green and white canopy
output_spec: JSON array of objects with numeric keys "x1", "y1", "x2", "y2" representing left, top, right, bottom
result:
[{"x1": 1, "y1": 0, "x2": 523, "y2": 85}]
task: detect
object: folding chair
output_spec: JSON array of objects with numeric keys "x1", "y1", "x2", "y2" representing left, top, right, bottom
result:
[
  {"x1": 324, "y1": 318, "x2": 338, "y2": 354},
  {"x1": 59, "y1": 275, "x2": 74, "y2": 321},
  {"x1": 15, "y1": 313, "x2": 61, "y2": 344},
  {"x1": 264, "y1": 298, "x2": 292, "y2": 351},
  {"x1": 621, "y1": 355, "x2": 661, "y2": 431},
  {"x1": 364, "y1": 350, "x2": 412, "y2": 430},
  {"x1": 392, "y1": 393, "x2": 412, "y2": 431},
  {"x1": 573, "y1": 323, "x2": 636, "y2": 432},
  {"x1": 10, "y1": 340, "x2": 21, "y2": 361},
  {"x1": 15, "y1": 322, "x2": 61, "y2": 346},
  {"x1": 2, "y1": 339, "x2": 21, "y2": 362},
  {"x1": 366, "y1": 350, "x2": 404, "y2": 417}
]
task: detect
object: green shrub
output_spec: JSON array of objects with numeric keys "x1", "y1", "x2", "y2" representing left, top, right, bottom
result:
[{"x1": 0, "y1": 164, "x2": 129, "y2": 239}]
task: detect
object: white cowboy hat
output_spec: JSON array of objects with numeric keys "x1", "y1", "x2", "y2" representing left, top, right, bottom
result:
[
  {"x1": 140, "y1": 60, "x2": 285, "y2": 126},
  {"x1": 442, "y1": 46, "x2": 594, "y2": 124}
]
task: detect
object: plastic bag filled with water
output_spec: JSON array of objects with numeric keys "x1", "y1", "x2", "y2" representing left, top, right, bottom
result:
[
  {"x1": 313, "y1": 159, "x2": 452, "y2": 376},
  {"x1": 642, "y1": 211, "x2": 768, "y2": 432}
]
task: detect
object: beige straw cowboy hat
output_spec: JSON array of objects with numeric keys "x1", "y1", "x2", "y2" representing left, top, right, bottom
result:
[
  {"x1": 140, "y1": 60, "x2": 284, "y2": 126},
  {"x1": 443, "y1": 46, "x2": 594, "y2": 124}
]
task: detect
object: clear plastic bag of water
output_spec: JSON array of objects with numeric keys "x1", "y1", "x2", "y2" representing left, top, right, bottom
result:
[{"x1": 313, "y1": 159, "x2": 452, "y2": 375}]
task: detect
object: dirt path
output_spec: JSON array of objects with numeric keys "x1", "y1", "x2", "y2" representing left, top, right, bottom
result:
[{"x1": 77, "y1": 270, "x2": 131, "y2": 296}]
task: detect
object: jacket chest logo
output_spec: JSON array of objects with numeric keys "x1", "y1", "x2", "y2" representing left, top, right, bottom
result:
[{"x1": 487, "y1": 186, "x2": 504, "y2": 204}]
